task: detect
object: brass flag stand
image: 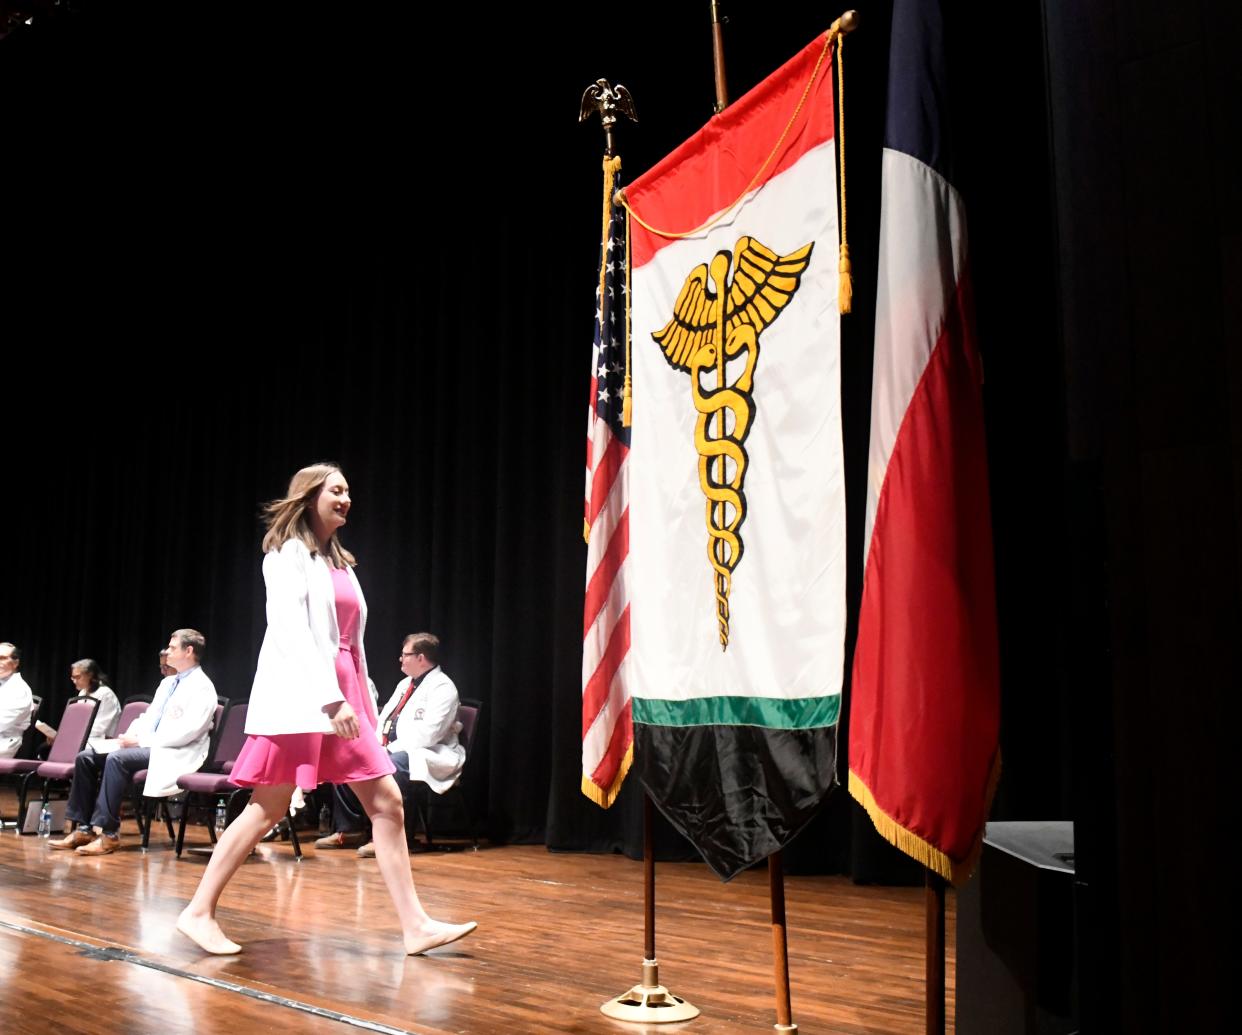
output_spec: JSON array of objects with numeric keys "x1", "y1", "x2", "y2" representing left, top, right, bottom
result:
[{"x1": 598, "y1": 795, "x2": 700, "y2": 1023}]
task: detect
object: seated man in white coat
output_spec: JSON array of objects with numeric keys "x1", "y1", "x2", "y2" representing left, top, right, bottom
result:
[
  {"x1": 49, "y1": 628, "x2": 217, "y2": 856},
  {"x1": 0, "y1": 642, "x2": 34, "y2": 759},
  {"x1": 315, "y1": 632, "x2": 464, "y2": 856}
]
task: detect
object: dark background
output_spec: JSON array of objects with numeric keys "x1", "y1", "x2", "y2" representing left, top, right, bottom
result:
[{"x1": 1, "y1": 2, "x2": 1237, "y2": 1029}]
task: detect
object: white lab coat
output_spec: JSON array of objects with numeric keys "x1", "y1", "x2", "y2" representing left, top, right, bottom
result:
[
  {"x1": 378, "y1": 666, "x2": 465, "y2": 794},
  {"x1": 129, "y1": 666, "x2": 218, "y2": 797},
  {"x1": 245, "y1": 538, "x2": 370, "y2": 736},
  {"x1": 81, "y1": 686, "x2": 120, "y2": 751},
  {"x1": 0, "y1": 671, "x2": 34, "y2": 759}
]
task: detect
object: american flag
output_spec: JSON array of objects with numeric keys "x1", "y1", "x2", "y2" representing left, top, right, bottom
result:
[{"x1": 581, "y1": 172, "x2": 632, "y2": 808}]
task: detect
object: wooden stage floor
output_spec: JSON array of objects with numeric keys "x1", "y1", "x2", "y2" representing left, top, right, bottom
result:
[{"x1": 0, "y1": 796, "x2": 955, "y2": 1034}]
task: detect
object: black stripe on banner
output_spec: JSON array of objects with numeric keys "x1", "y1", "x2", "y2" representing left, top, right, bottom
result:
[{"x1": 635, "y1": 723, "x2": 838, "y2": 881}]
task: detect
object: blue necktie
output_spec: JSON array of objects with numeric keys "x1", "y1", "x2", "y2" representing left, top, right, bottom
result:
[{"x1": 152, "y1": 675, "x2": 183, "y2": 732}]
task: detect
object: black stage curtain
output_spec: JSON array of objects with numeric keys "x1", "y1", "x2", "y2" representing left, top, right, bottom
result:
[{"x1": 2, "y1": 2, "x2": 1072, "y2": 884}]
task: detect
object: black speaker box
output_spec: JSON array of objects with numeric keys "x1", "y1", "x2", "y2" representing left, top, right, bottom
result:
[{"x1": 956, "y1": 821, "x2": 1078, "y2": 1035}]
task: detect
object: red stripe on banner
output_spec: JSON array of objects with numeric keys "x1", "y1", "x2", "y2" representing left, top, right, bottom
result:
[
  {"x1": 587, "y1": 433, "x2": 626, "y2": 527},
  {"x1": 849, "y1": 270, "x2": 999, "y2": 871},
  {"x1": 583, "y1": 507, "x2": 629, "y2": 636},
  {"x1": 582, "y1": 603, "x2": 631, "y2": 736},
  {"x1": 626, "y1": 34, "x2": 836, "y2": 269},
  {"x1": 591, "y1": 700, "x2": 633, "y2": 789}
]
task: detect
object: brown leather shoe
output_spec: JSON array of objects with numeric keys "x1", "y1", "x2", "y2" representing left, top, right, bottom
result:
[
  {"x1": 314, "y1": 831, "x2": 364, "y2": 849},
  {"x1": 76, "y1": 834, "x2": 121, "y2": 856},
  {"x1": 49, "y1": 828, "x2": 95, "y2": 850}
]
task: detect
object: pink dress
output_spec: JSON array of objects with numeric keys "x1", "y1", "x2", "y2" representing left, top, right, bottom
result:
[{"x1": 231, "y1": 567, "x2": 395, "y2": 790}]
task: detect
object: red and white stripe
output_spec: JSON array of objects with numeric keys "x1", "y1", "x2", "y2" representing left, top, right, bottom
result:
[{"x1": 581, "y1": 412, "x2": 632, "y2": 807}]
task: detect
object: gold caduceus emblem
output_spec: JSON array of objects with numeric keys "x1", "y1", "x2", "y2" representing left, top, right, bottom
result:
[{"x1": 652, "y1": 236, "x2": 813, "y2": 650}]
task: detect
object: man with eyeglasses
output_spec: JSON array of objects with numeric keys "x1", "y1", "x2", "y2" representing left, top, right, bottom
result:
[
  {"x1": 315, "y1": 632, "x2": 465, "y2": 856},
  {"x1": 0, "y1": 642, "x2": 34, "y2": 759}
]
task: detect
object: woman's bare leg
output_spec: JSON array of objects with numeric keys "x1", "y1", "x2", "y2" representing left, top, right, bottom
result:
[
  {"x1": 177, "y1": 784, "x2": 295, "y2": 954},
  {"x1": 349, "y1": 775, "x2": 477, "y2": 954}
]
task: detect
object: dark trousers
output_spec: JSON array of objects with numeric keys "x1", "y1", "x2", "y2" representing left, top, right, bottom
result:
[
  {"x1": 332, "y1": 750, "x2": 411, "y2": 833},
  {"x1": 65, "y1": 746, "x2": 151, "y2": 834}
]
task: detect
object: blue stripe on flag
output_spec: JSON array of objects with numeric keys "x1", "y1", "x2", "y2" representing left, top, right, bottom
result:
[{"x1": 884, "y1": 0, "x2": 952, "y2": 182}]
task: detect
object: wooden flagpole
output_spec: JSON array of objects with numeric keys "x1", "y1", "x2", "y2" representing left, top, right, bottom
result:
[
  {"x1": 925, "y1": 869, "x2": 946, "y2": 1035},
  {"x1": 580, "y1": 74, "x2": 695, "y2": 1028}
]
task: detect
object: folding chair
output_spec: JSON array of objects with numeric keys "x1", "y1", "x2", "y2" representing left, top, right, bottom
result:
[
  {"x1": 135, "y1": 701, "x2": 225, "y2": 850},
  {"x1": 34, "y1": 696, "x2": 153, "y2": 815},
  {"x1": 0, "y1": 696, "x2": 99, "y2": 834},
  {"x1": 406, "y1": 697, "x2": 482, "y2": 850}
]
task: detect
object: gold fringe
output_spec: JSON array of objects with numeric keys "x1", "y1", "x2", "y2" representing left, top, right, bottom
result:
[
  {"x1": 622, "y1": 208, "x2": 633, "y2": 427},
  {"x1": 581, "y1": 740, "x2": 634, "y2": 809},
  {"x1": 599, "y1": 155, "x2": 621, "y2": 320},
  {"x1": 848, "y1": 753, "x2": 1002, "y2": 886},
  {"x1": 836, "y1": 32, "x2": 851, "y2": 314},
  {"x1": 586, "y1": 155, "x2": 624, "y2": 548}
]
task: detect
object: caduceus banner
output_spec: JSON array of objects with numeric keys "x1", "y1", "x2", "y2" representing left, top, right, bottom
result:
[{"x1": 624, "y1": 34, "x2": 844, "y2": 880}]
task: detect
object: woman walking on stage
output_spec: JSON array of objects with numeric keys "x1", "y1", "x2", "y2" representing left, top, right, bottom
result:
[{"x1": 177, "y1": 462, "x2": 476, "y2": 956}]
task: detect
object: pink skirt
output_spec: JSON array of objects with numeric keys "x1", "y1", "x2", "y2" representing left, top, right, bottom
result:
[{"x1": 230, "y1": 641, "x2": 395, "y2": 791}]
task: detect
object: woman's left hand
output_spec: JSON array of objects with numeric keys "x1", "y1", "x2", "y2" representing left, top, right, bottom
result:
[{"x1": 325, "y1": 700, "x2": 360, "y2": 740}]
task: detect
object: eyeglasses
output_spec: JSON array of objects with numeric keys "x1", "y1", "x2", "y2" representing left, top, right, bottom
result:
[{"x1": 400, "y1": 651, "x2": 420, "y2": 658}]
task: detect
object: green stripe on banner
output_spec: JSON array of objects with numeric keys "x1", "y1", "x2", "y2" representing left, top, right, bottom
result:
[{"x1": 633, "y1": 694, "x2": 840, "y2": 730}]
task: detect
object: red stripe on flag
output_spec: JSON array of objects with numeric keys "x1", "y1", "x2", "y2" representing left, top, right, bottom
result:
[
  {"x1": 849, "y1": 270, "x2": 999, "y2": 875},
  {"x1": 587, "y1": 434, "x2": 626, "y2": 527},
  {"x1": 626, "y1": 34, "x2": 836, "y2": 270},
  {"x1": 582, "y1": 603, "x2": 630, "y2": 737},
  {"x1": 591, "y1": 700, "x2": 633, "y2": 789},
  {"x1": 583, "y1": 507, "x2": 629, "y2": 636}
]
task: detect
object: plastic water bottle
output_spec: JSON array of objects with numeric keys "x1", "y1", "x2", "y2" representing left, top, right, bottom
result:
[
  {"x1": 38, "y1": 804, "x2": 52, "y2": 838},
  {"x1": 214, "y1": 802, "x2": 227, "y2": 838}
]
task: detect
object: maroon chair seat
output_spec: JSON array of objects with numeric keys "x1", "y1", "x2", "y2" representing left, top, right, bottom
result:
[{"x1": 177, "y1": 770, "x2": 234, "y2": 794}]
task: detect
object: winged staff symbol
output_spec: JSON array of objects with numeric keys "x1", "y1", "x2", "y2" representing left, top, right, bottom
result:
[{"x1": 652, "y1": 236, "x2": 814, "y2": 649}]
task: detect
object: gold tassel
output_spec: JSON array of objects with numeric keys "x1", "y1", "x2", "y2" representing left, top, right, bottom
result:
[{"x1": 838, "y1": 242, "x2": 853, "y2": 314}]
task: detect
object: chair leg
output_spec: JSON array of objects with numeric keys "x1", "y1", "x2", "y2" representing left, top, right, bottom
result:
[
  {"x1": 455, "y1": 786, "x2": 479, "y2": 851},
  {"x1": 162, "y1": 801, "x2": 176, "y2": 842},
  {"x1": 17, "y1": 771, "x2": 36, "y2": 835},
  {"x1": 132, "y1": 785, "x2": 146, "y2": 839},
  {"x1": 286, "y1": 810, "x2": 302, "y2": 861},
  {"x1": 413, "y1": 784, "x2": 434, "y2": 847},
  {"x1": 175, "y1": 796, "x2": 189, "y2": 858}
]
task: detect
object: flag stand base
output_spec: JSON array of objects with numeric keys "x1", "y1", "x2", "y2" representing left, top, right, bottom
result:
[{"x1": 599, "y1": 958, "x2": 700, "y2": 1024}]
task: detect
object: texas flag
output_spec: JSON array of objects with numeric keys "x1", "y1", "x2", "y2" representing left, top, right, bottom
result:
[{"x1": 848, "y1": 0, "x2": 1002, "y2": 885}]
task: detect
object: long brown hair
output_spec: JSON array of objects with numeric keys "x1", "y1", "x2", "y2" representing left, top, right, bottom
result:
[{"x1": 260, "y1": 462, "x2": 356, "y2": 568}]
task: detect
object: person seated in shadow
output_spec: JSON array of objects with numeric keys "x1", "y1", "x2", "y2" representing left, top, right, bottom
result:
[
  {"x1": 0, "y1": 642, "x2": 34, "y2": 760},
  {"x1": 315, "y1": 632, "x2": 464, "y2": 857}
]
